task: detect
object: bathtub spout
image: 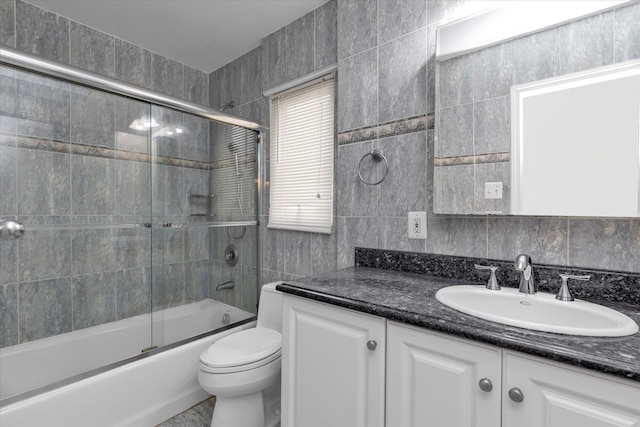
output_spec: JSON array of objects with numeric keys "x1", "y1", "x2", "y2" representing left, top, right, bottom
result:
[{"x1": 216, "y1": 281, "x2": 234, "y2": 291}]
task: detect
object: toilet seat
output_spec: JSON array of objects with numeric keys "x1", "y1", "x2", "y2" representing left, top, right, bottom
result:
[{"x1": 200, "y1": 327, "x2": 282, "y2": 374}]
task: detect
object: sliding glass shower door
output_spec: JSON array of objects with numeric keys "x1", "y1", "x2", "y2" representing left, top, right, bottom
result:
[
  {"x1": 0, "y1": 63, "x2": 157, "y2": 401},
  {"x1": 0, "y1": 60, "x2": 259, "y2": 403}
]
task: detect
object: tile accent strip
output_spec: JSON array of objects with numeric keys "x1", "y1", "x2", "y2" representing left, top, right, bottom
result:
[
  {"x1": 434, "y1": 152, "x2": 510, "y2": 167},
  {"x1": 355, "y1": 247, "x2": 640, "y2": 305},
  {"x1": 1, "y1": 133, "x2": 212, "y2": 170},
  {"x1": 338, "y1": 113, "x2": 434, "y2": 145}
]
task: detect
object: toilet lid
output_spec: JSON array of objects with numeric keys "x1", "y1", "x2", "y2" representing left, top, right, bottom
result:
[{"x1": 200, "y1": 327, "x2": 281, "y2": 368}]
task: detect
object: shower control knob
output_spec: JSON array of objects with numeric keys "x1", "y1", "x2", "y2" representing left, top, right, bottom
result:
[
  {"x1": 478, "y1": 378, "x2": 493, "y2": 392},
  {"x1": 367, "y1": 340, "x2": 377, "y2": 351},
  {"x1": 0, "y1": 220, "x2": 25, "y2": 240},
  {"x1": 508, "y1": 387, "x2": 524, "y2": 403},
  {"x1": 224, "y1": 244, "x2": 239, "y2": 266}
]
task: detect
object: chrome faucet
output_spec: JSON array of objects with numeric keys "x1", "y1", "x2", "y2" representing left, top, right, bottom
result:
[{"x1": 514, "y1": 254, "x2": 536, "y2": 294}]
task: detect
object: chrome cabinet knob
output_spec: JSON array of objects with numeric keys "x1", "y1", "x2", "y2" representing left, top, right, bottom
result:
[
  {"x1": 508, "y1": 387, "x2": 524, "y2": 403},
  {"x1": 367, "y1": 340, "x2": 377, "y2": 351},
  {"x1": 478, "y1": 378, "x2": 493, "y2": 392}
]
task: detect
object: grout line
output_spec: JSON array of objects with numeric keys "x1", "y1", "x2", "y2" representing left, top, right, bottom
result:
[
  {"x1": 566, "y1": 217, "x2": 570, "y2": 266},
  {"x1": 313, "y1": 7, "x2": 317, "y2": 71},
  {"x1": 13, "y1": 0, "x2": 16, "y2": 48},
  {"x1": 67, "y1": 9, "x2": 70, "y2": 65},
  {"x1": 486, "y1": 216, "x2": 489, "y2": 259},
  {"x1": 16, "y1": 281, "x2": 20, "y2": 345}
]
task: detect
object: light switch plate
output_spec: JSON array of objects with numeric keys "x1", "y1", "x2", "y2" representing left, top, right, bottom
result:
[{"x1": 484, "y1": 182, "x2": 503, "y2": 199}]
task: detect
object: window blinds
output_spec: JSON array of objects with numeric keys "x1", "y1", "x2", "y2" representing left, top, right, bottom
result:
[
  {"x1": 268, "y1": 76, "x2": 335, "y2": 233},
  {"x1": 211, "y1": 124, "x2": 257, "y2": 221}
]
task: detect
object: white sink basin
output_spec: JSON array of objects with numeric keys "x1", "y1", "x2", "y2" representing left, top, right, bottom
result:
[{"x1": 435, "y1": 285, "x2": 639, "y2": 337}]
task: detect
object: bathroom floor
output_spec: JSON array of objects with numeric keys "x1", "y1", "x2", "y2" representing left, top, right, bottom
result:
[{"x1": 156, "y1": 397, "x2": 216, "y2": 427}]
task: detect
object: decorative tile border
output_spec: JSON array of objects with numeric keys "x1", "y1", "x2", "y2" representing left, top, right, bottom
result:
[
  {"x1": 337, "y1": 124, "x2": 378, "y2": 145},
  {"x1": 355, "y1": 247, "x2": 640, "y2": 305},
  {"x1": 0, "y1": 133, "x2": 215, "y2": 170},
  {"x1": 338, "y1": 113, "x2": 434, "y2": 145},
  {"x1": 210, "y1": 154, "x2": 257, "y2": 170},
  {"x1": 434, "y1": 152, "x2": 510, "y2": 167}
]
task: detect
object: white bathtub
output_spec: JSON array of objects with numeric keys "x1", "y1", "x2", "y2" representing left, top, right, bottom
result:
[{"x1": 0, "y1": 299, "x2": 256, "y2": 427}]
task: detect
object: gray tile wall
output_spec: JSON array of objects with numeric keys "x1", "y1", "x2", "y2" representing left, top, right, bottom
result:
[
  {"x1": 334, "y1": 0, "x2": 428, "y2": 267},
  {"x1": 208, "y1": 0, "x2": 339, "y2": 285},
  {"x1": 0, "y1": 0, "x2": 224, "y2": 348},
  {"x1": 216, "y1": 0, "x2": 640, "y2": 302}
]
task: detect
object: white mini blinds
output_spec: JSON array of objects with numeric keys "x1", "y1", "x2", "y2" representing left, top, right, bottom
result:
[{"x1": 268, "y1": 76, "x2": 335, "y2": 234}]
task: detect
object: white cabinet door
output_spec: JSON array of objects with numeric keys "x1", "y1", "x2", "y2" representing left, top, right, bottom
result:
[
  {"x1": 281, "y1": 295, "x2": 386, "y2": 427},
  {"x1": 386, "y1": 322, "x2": 502, "y2": 427},
  {"x1": 503, "y1": 351, "x2": 640, "y2": 427}
]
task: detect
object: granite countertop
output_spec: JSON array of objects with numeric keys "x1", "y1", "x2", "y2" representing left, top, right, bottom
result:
[{"x1": 278, "y1": 267, "x2": 640, "y2": 383}]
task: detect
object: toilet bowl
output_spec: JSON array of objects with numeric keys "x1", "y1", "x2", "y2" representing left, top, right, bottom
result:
[{"x1": 198, "y1": 282, "x2": 283, "y2": 427}]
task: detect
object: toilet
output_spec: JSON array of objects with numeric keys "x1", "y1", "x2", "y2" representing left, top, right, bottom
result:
[{"x1": 198, "y1": 282, "x2": 283, "y2": 427}]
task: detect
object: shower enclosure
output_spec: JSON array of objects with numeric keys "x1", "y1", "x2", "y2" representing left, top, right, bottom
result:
[{"x1": 0, "y1": 46, "x2": 262, "y2": 405}]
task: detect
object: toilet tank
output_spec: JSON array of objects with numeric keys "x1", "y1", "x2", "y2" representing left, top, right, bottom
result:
[{"x1": 257, "y1": 282, "x2": 283, "y2": 333}]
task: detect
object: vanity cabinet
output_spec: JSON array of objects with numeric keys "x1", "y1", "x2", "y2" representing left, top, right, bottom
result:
[
  {"x1": 281, "y1": 295, "x2": 386, "y2": 427},
  {"x1": 386, "y1": 322, "x2": 502, "y2": 427},
  {"x1": 282, "y1": 296, "x2": 640, "y2": 427}
]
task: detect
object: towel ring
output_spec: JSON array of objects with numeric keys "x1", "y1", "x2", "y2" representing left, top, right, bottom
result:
[{"x1": 358, "y1": 149, "x2": 389, "y2": 186}]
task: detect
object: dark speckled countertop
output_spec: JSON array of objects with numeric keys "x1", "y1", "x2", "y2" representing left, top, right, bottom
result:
[{"x1": 277, "y1": 266, "x2": 640, "y2": 383}]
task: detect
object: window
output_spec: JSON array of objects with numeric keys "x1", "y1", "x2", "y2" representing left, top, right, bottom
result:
[{"x1": 268, "y1": 76, "x2": 335, "y2": 233}]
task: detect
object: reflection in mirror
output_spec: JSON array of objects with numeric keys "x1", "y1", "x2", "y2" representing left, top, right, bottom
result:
[
  {"x1": 511, "y1": 60, "x2": 640, "y2": 217},
  {"x1": 433, "y1": 1, "x2": 640, "y2": 217}
]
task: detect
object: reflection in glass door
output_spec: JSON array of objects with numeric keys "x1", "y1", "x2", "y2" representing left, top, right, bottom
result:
[
  {"x1": 0, "y1": 60, "x2": 259, "y2": 404},
  {"x1": 0, "y1": 64, "x2": 155, "y2": 400}
]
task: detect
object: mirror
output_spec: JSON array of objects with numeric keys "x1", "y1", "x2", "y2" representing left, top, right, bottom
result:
[
  {"x1": 511, "y1": 61, "x2": 640, "y2": 217},
  {"x1": 433, "y1": 1, "x2": 640, "y2": 217}
]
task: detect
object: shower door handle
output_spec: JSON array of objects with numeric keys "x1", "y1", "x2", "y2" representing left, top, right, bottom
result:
[{"x1": 0, "y1": 219, "x2": 25, "y2": 240}]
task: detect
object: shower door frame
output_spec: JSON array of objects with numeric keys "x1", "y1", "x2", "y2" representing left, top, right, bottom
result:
[{"x1": 0, "y1": 44, "x2": 265, "y2": 405}]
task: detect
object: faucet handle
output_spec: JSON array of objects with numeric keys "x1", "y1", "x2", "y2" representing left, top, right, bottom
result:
[
  {"x1": 474, "y1": 264, "x2": 501, "y2": 291},
  {"x1": 556, "y1": 273, "x2": 590, "y2": 302}
]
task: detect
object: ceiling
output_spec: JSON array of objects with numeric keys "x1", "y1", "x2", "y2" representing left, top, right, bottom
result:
[{"x1": 25, "y1": 0, "x2": 328, "y2": 73}]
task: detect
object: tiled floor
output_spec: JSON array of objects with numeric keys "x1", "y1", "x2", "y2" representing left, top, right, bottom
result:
[{"x1": 156, "y1": 397, "x2": 215, "y2": 427}]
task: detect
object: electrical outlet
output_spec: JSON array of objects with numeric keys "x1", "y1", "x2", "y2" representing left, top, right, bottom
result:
[
  {"x1": 408, "y1": 211, "x2": 427, "y2": 239},
  {"x1": 484, "y1": 182, "x2": 503, "y2": 199}
]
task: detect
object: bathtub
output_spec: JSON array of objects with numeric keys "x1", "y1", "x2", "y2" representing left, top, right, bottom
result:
[{"x1": 0, "y1": 299, "x2": 256, "y2": 427}]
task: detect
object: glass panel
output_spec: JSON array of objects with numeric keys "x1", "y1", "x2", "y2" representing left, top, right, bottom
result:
[
  {"x1": 149, "y1": 112, "x2": 258, "y2": 350},
  {"x1": 211, "y1": 121, "x2": 258, "y2": 222},
  {"x1": 0, "y1": 65, "x2": 154, "y2": 401},
  {"x1": 210, "y1": 123, "x2": 259, "y2": 316},
  {"x1": 0, "y1": 64, "x2": 259, "y2": 403}
]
